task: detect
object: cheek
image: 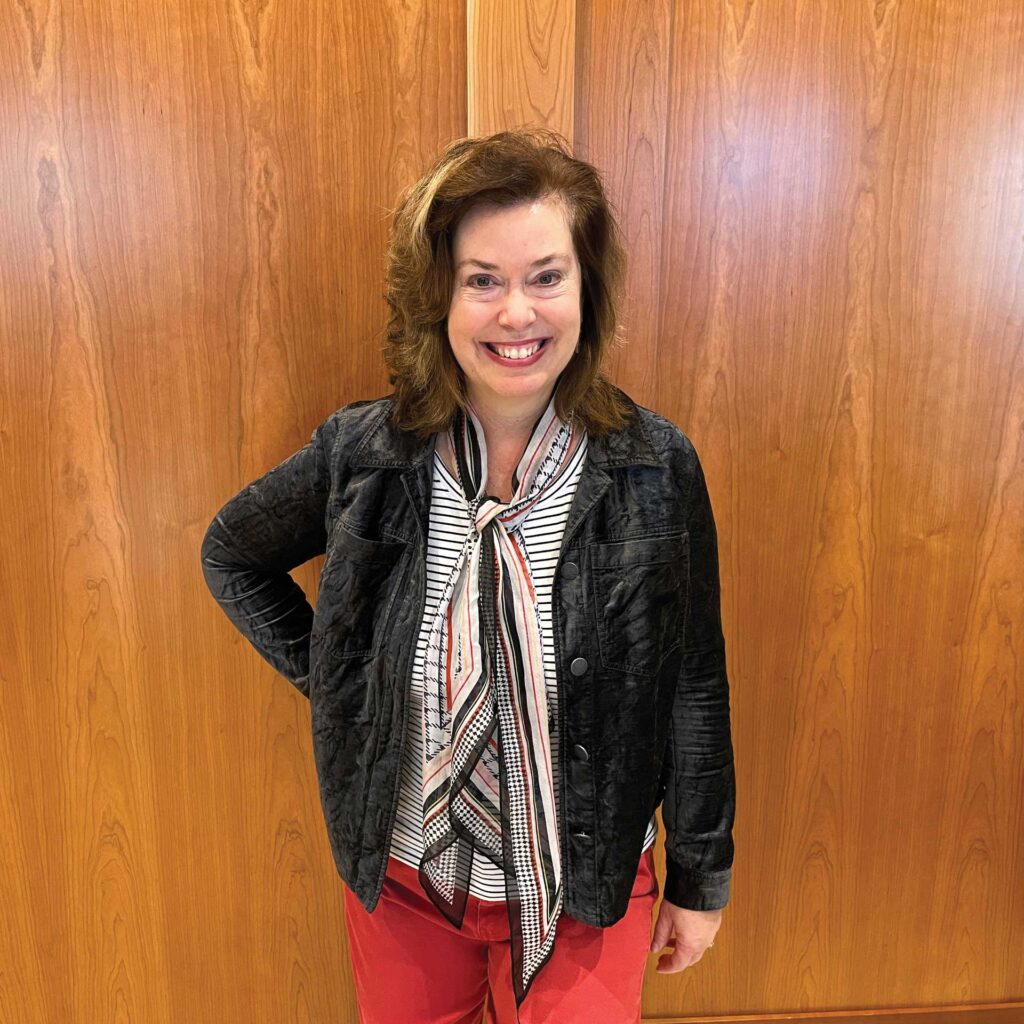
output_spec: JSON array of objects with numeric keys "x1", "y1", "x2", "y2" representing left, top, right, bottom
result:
[
  {"x1": 444, "y1": 308, "x2": 481, "y2": 373},
  {"x1": 551, "y1": 291, "x2": 582, "y2": 325},
  {"x1": 447, "y1": 301, "x2": 485, "y2": 341}
]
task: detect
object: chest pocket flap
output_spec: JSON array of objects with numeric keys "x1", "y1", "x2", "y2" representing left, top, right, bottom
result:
[
  {"x1": 589, "y1": 532, "x2": 688, "y2": 676},
  {"x1": 314, "y1": 524, "x2": 409, "y2": 660}
]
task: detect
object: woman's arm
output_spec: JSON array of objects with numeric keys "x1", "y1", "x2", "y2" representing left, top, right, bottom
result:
[
  {"x1": 199, "y1": 415, "x2": 335, "y2": 697},
  {"x1": 661, "y1": 442, "x2": 736, "y2": 911}
]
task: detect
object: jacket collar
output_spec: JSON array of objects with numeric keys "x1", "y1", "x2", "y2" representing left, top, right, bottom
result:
[{"x1": 351, "y1": 389, "x2": 662, "y2": 470}]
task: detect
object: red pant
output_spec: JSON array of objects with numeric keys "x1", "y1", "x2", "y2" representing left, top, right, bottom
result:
[{"x1": 343, "y1": 848, "x2": 659, "y2": 1024}]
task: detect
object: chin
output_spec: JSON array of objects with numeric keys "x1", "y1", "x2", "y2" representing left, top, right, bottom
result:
[{"x1": 474, "y1": 380, "x2": 549, "y2": 405}]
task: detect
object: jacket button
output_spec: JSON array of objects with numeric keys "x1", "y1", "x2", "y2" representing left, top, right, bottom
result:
[
  {"x1": 572, "y1": 743, "x2": 589, "y2": 762},
  {"x1": 561, "y1": 561, "x2": 579, "y2": 580},
  {"x1": 570, "y1": 657, "x2": 588, "y2": 676},
  {"x1": 572, "y1": 831, "x2": 591, "y2": 841}
]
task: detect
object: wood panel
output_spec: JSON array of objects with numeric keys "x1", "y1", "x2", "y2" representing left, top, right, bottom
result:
[
  {"x1": 575, "y1": 0, "x2": 1024, "y2": 1019},
  {"x1": 467, "y1": 0, "x2": 574, "y2": 140},
  {"x1": 575, "y1": 0, "x2": 673, "y2": 399},
  {"x1": 0, "y1": 2, "x2": 464, "y2": 1022}
]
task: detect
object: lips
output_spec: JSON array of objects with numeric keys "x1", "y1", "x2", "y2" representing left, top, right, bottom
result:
[{"x1": 481, "y1": 337, "x2": 552, "y2": 366}]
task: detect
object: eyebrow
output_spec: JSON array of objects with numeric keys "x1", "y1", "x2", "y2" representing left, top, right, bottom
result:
[{"x1": 454, "y1": 252, "x2": 572, "y2": 272}]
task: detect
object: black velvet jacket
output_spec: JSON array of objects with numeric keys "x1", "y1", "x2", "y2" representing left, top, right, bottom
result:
[{"x1": 200, "y1": 388, "x2": 736, "y2": 925}]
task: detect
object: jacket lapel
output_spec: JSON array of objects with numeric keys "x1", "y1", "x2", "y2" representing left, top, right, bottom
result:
[{"x1": 350, "y1": 389, "x2": 663, "y2": 549}]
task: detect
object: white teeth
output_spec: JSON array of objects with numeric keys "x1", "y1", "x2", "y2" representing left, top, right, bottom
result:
[{"x1": 492, "y1": 341, "x2": 543, "y2": 359}]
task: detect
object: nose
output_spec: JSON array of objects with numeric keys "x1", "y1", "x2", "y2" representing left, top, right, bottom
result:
[{"x1": 497, "y1": 287, "x2": 537, "y2": 332}]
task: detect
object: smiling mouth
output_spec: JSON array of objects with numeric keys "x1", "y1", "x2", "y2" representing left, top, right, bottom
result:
[{"x1": 483, "y1": 338, "x2": 550, "y2": 359}]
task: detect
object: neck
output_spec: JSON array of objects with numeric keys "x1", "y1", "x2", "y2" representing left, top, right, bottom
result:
[{"x1": 468, "y1": 387, "x2": 555, "y2": 452}]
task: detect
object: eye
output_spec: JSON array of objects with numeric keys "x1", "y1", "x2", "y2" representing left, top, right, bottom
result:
[
  {"x1": 536, "y1": 270, "x2": 564, "y2": 286},
  {"x1": 467, "y1": 274, "x2": 496, "y2": 288}
]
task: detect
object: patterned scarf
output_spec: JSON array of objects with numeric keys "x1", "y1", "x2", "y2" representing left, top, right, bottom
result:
[{"x1": 418, "y1": 393, "x2": 585, "y2": 1007}]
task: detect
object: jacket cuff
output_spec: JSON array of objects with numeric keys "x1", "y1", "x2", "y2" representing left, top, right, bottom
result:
[{"x1": 663, "y1": 855, "x2": 731, "y2": 910}]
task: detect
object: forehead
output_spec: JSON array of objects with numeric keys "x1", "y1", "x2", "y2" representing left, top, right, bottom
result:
[{"x1": 452, "y1": 198, "x2": 574, "y2": 258}]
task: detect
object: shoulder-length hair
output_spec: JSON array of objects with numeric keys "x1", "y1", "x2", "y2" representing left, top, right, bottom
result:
[{"x1": 382, "y1": 127, "x2": 634, "y2": 439}]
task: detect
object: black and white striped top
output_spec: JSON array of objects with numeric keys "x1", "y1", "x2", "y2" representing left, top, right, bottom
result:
[{"x1": 389, "y1": 435, "x2": 659, "y2": 900}]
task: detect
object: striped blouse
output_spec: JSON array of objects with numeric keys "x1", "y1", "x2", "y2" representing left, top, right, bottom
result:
[{"x1": 388, "y1": 433, "x2": 659, "y2": 900}]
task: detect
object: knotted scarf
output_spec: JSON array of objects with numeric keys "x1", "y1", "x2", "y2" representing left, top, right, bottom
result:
[{"x1": 418, "y1": 394, "x2": 586, "y2": 1007}]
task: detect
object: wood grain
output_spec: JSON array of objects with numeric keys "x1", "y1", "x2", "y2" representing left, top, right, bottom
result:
[
  {"x1": 574, "y1": 0, "x2": 1024, "y2": 1018},
  {"x1": 467, "y1": 0, "x2": 574, "y2": 139},
  {"x1": 0, "y1": 1, "x2": 465, "y2": 1022}
]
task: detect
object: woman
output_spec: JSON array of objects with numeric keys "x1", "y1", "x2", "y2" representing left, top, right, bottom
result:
[{"x1": 201, "y1": 128, "x2": 735, "y2": 1024}]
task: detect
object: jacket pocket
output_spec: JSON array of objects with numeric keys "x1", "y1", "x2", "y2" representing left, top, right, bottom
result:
[
  {"x1": 589, "y1": 532, "x2": 688, "y2": 676},
  {"x1": 313, "y1": 525, "x2": 409, "y2": 660}
]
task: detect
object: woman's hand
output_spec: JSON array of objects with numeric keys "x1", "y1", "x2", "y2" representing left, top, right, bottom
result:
[{"x1": 649, "y1": 899, "x2": 723, "y2": 973}]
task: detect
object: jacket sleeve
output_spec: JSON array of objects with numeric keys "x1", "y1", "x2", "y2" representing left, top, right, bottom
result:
[
  {"x1": 662, "y1": 442, "x2": 736, "y2": 910},
  {"x1": 199, "y1": 415, "x2": 335, "y2": 698}
]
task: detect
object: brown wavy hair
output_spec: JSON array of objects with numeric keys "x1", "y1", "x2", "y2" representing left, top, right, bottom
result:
[{"x1": 382, "y1": 127, "x2": 633, "y2": 438}]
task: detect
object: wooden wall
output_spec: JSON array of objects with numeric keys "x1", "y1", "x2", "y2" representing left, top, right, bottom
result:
[
  {"x1": 1, "y1": 1, "x2": 1021, "y2": 1022},
  {"x1": 570, "y1": 2, "x2": 1024, "y2": 1020}
]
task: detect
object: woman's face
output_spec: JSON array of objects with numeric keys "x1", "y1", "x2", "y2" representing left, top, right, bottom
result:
[{"x1": 446, "y1": 197, "x2": 582, "y2": 417}]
